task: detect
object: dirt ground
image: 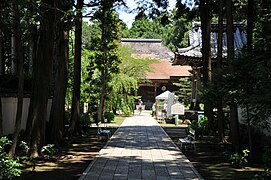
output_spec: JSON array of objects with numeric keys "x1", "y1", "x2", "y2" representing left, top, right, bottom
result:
[
  {"x1": 166, "y1": 134, "x2": 265, "y2": 180},
  {"x1": 21, "y1": 128, "x2": 117, "y2": 180}
]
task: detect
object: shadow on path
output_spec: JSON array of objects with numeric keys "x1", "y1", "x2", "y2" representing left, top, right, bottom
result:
[{"x1": 79, "y1": 114, "x2": 203, "y2": 180}]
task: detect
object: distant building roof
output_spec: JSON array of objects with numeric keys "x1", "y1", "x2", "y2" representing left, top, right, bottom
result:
[
  {"x1": 171, "y1": 22, "x2": 247, "y2": 66},
  {"x1": 121, "y1": 38, "x2": 191, "y2": 80}
]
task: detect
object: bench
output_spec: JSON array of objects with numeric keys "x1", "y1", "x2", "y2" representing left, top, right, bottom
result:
[
  {"x1": 97, "y1": 122, "x2": 111, "y2": 138},
  {"x1": 179, "y1": 128, "x2": 196, "y2": 151}
]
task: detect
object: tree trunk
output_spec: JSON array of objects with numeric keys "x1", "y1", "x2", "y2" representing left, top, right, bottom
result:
[
  {"x1": 8, "y1": 0, "x2": 24, "y2": 159},
  {"x1": 69, "y1": 0, "x2": 83, "y2": 136},
  {"x1": 92, "y1": 0, "x2": 120, "y2": 122},
  {"x1": 10, "y1": 2, "x2": 17, "y2": 75},
  {"x1": 48, "y1": 31, "x2": 68, "y2": 145},
  {"x1": 28, "y1": 0, "x2": 55, "y2": 157},
  {"x1": 226, "y1": 0, "x2": 240, "y2": 152},
  {"x1": 229, "y1": 103, "x2": 240, "y2": 152},
  {"x1": 246, "y1": 106, "x2": 253, "y2": 159},
  {"x1": 200, "y1": 0, "x2": 214, "y2": 134},
  {"x1": 47, "y1": 1, "x2": 70, "y2": 145},
  {"x1": 217, "y1": 0, "x2": 227, "y2": 143},
  {"x1": 247, "y1": 0, "x2": 254, "y2": 52},
  {"x1": 28, "y1": 5, "x2": 37, "y2": 76},
  {"x1": 247, "y1": 0, "x2": 254, "y2": 158},
  {"x1": 24, "y1": 24, "x2": 37, "y2": 142},
  {"x1": 217, "y1": 0, "x2": 224, "y2": 69},
  {"x1": 0, "y1": 97, "x2": 2, "y2": 136},
  {"x1": 0, "y1": 28, "x2": 2, "y2": 136},
  {"x1": 0, "y1": 29, "x2": 4, "y2": 75},
  {"x1": 98, "y1": 71, "x2": 106, "y2": 121}
]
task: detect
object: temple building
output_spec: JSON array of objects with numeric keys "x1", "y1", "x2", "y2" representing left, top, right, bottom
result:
[
  {"x1": 121, "y1": 38, "x2": 191, "y2": 109},
  {"x1": 171, "y1": 22, "x2": 247, "y2": 110}
]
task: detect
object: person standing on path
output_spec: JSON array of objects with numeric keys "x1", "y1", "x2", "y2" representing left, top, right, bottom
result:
[{"x1": 137, "y1": 99, "x2": 143, "y2": 115}]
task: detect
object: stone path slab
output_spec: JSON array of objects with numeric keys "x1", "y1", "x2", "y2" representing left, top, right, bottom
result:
[{"x1": 79, "y1": 114, "x2": 203, "y2": 180}]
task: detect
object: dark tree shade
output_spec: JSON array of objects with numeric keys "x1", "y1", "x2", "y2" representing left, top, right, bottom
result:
[
  {"x1": 27, "y1": 0, "x2": 56, "y2": 157},
  {"x1": 69, "y1": 0, "x2": 83, "y2": 136}
]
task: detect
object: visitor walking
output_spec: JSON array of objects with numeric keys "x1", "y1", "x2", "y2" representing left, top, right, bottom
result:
[{"x1": 137, "y1": 99, "x2": 143, "y2": 115}]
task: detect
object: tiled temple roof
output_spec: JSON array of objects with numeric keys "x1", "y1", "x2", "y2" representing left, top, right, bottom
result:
[
  {"x1": 121, "y1": 38, "x2": 191, "y2": 80},
  {"x1": 171, "y1": 22, "x2": 247, "y2": 66}
]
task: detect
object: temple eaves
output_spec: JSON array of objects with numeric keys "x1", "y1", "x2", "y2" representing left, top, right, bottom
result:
[{"x1": 171, "y1": 22, "x2": 247, "y2": 66}]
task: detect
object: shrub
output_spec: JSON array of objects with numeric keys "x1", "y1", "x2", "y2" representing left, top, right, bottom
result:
[
  {"x1": 0, "y1": 137, "x2": 22, "y2": 179},
  {"x1": 41, "y1": 144, "x2": 58, "y2": 160},
  {"x1": 0, "y1": 158, "x2": 22, "y2": 179},
  {"x1": 229, "y1": 149, "x2": 250, "y2": 168},
  {"x1": 0, "y1": 137, "x2": 11, "y2": 159},
  {"x1": 188, "y1": 115, "x2": 208, "y2": 138},
  {"x1": 104, "y1": 112, "x2": 115, "y2": 123},
  {"x1": 80, "y1": 114, "x2": 93, "y2": 127},
  {"x1": 18, "y1": 141, "x2": 29, "y2": 156}
]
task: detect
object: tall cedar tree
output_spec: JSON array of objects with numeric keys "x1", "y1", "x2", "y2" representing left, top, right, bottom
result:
[
  {"x1": 246, "y1": 0, "x2": 254, "y2": 156},
  {"x1": 0, "y1": 97, "x2": 2, "y2": 136},
  {"x1": 8, "y1": 0, "x2": 24, "y2": 159},
  {"x1": 69, "y1": 0, "x2": 83, "y2": 136},
  {"x1": 47, "y1": 1, "x2": 71, "y2": 145},
  {"x1": 10, "y1": 2, "x2": 17, "y2": 75},
  {"x1": 27, "y1": 0, "x2": 55, "y2": 157},
  {"x1": 0, "y1": 27, "x2": 2, "y2": 134},
  {"x1": 0, "y1": 2, "x2": 7, "y2": 136},
  {"x1": 0, "y1": 28, "x2": 3, "y2": 75},
  {"x1": 28, "y1": 0, "x2": 38, "y2": 75},
  {"x1": 226, "y1": 0, "x2": 240, "y2": 152},
  {"x1": 200, "y1": 0, "x2": 214, "y2": 134},
  {"x1": 96, "y1": 0, "x2": 121, "y2": 121},
  {"x1": 217, "y1": 0, "x2": 227, "y2": 143}
]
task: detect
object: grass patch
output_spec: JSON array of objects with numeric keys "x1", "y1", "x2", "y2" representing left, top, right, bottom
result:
[{"x1": 111, "y1": 116, "x2": 126, "y2": 126}]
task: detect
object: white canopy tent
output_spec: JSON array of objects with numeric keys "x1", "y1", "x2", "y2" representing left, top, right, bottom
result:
[
  {"x1": 155, "y1": 91, "x2": 179, "y2": 118},
  {"x1": 155, "y1": 90, "x2": 178, "y2": 100}
]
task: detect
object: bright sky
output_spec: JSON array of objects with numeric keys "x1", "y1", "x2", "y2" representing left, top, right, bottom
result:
[{"x1": 118, "y1": 0, "x2": 177, "y2": 29}]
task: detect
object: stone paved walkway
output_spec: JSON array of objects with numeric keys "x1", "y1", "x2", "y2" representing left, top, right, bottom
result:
[{"x1": 79, "y1": 113, "x2": 203, "y2": 180}]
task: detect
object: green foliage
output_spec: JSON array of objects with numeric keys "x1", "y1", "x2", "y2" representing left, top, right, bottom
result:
[
  {"x1": 108, "y1": 74, "x2": 137, "y2": 116},
  {"x1": 166, "y1": 9, "x2": 195, "y2": 50},
  {"x1": 189, "y1": 120, "x2": 199, "y2": 131},
  {"x1": 229, "y1": 149, "x2": 250, "y2": 168},
  {"x1": 81, "y1": 49, "x2": 96, "y2": 103},
  {"x1": 18, "y1": 141, "x2": 29, "y2": 156},
  {"x1": 92, "y1": 2, "x2": 122, "y2": 120},
  {"x1": 129, "y1": 16, "x2": 161, "y2": 39},
  {"x1": 119, "y1": 46, "x2": 158, "y2": 80},
  {"x1": 174, "y1": 76, "x2": 192, "y2": 105},
  {"x1": 199, "y1": 115, "x2": 208, "y2": 127},
  {"x1": 41, "y1": 144, "x2": 58, "y2": 160},
  {"x1": 189, "y1": 115, "x2": 208, "y2": 136},
  {"x1": 106, "y1": 45, "x2": 158, "y2": 116},
  {"x1": 0, "y1": 158, "x2": 22, "y2": 180},
  {"x1": 0, "y1": 137, "x2": 22, "y2": 179},
  {"x1": 201, "y1": 69, "x2": 238, "y2": 106},
  {"x1": 123, "y1": 3, "x2": 198, "y2": 52},
  {"x1": 104, "y1": 112, "x2": 115, "y2": 123},
  {"x1": 0, "y1": 136, "x2": 11, "y2": 155},
  {"x1": 80, "y1": 114, "x2": 93, "y2": 127}
]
